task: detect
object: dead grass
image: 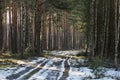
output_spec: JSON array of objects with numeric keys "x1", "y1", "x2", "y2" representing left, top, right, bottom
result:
[
  {"x1": 0, "y1": 52, "x2": 12, "y2": 58},
  {"x1": 43, "y1": 53, "x2": 87, "y2": 60}
]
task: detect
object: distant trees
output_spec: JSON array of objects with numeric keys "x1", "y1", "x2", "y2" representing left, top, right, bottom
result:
[
  {"x1": 0, "y1": 0, "x2": 86, "y2": 56},
  {"x1": 0, "y1": 0, "x2": 3, "y2": 50},
  {"x1": 89, "y1": 0, "x2": 120, "y2": 67},
  {"x1": 11, "y1": 0, "x2": 17, "y2": 53},
  {"x1": 1, "y1": 0, "x2": 120, "y2": 67},
  {"x1": 34, "y1": 0, "x2": 42, "y2": 53}
]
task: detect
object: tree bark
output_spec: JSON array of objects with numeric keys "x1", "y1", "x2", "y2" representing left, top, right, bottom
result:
[{"x1": 11, "y1": 0, "x2": 17, "y2": 53}]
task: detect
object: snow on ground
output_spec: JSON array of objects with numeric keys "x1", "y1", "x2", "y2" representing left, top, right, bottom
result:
[
  {"x1": 0, "y1": 57, "x2": 46, "y2": 80},
  {"x1": 0, "y1": 51, "x2": 120, "y2": 80},
  {"x1": 67, "y1": 58, "x2": 120, "y2": 80},
  {"x1": 57, "y1": 51, "x2": 80, "y2": 56},
  {"x1": 14, "y1": 67, "x2": 26, "y2": 74},
  {"x1": 86, "y1": 77, "x2": 116, "y2": 80},
  {"x1": 104, "y1": 68, "x2": 120, "y2": 79},
  {"x1": 26, "y1": 57, "x2": 46, "y2": 65},
  {"x1": 16, "y1": 59, "x2": 48, "y2": 80},
  {"x1": 28, "y1": 58, "x2": 56, "y2": 80},
  {"x1": 46, "y1": 50, "x2": 81, "y2": 56},
  {"x1": 13, "y1": 57, "x2": 46, "y2": 75},
  {"x1": 67, "y1": 59, "x2": 95, "y2": 80},
  {"x1": 57, "y1": 59, "x2": 65, "y2": 80},
  {"x1": 28, "y1": 58, "x2": 65, "y2": 80},
  {"x1": 0, "y1": 69, "x2": 14, "y2": 80}
]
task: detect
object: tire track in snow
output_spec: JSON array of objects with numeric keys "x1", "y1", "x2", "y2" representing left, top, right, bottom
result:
[
  {"x1": 28, "y1": 58, "x2": 55, "y2": 80},
  {"x1": 28, "y1": 58, "x2": 65, "y2": 80},
  {"x1": 57, "y1": 59, "x2": 65, "y2": 80},
  {"x1": 16, "y1": 59, "x2": 48, "y2": 80},
  {"x1": 66, "y1": 59, "x2": 95, "y2": 80},
  {"x1": 6, "y1": 58, "x2": 46, "y2": 80},
  {"x1": 24, "y1": 59, "x2": 49, "y2": 79},
  {"x1": 59, "y1": 58, "x2": 70, "y2": 80},
  {"x1": 45, "y1": 59, "x2": 66, "y2": 80}
]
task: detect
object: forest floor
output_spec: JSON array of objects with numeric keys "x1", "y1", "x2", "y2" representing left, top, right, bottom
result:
[{"x1": 0, "y1": 51, "x2": 120, "y2": 80}]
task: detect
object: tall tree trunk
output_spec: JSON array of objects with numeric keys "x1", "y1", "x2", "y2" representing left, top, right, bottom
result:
[
  {"x1": 114, "y1": 0, "x2": 119, "y2": 68},
  {"x1": 25, "y1": 1, "x2": 29, "y2": 48},
  {"x1": 103, "y1": 0, "x2": 110, "y2": 58},
  {"x1": 42, "y1": 9, "x2": 47, "y2": 50},
  {"x1": 9, "y1": 1, "x2": 12, "y2": 52},
  {"x1": 17, "y1": 1, "x2": 22, "y2": 53},
  {"x1": 107, "y1": 0, "x2": 115, "y2": 58},
  {"x1": 2, "y1": 10, "x2": 7, "y2": 52},
  {"x1": 0, "y1": 0, "x2": 3, "y2": 51},
  {"x1": 34, "y1": 0, "x2": 42, "y2": 54},
  {"x1": 21, "y1": 0, "x2": 27, "y2": 56},
  {"x1": 63, "y1": 11, "x2": 68, "y2": 50},
  {"x1": 11, "y1": 0, "x2": 17, "y2": 53},
  {"x1": 48, "y1": 12, "x2": 52, "y2": 50}
]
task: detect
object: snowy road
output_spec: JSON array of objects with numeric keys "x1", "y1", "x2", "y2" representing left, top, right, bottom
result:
[{"x1": 0, "y1": 51, "x2": 120, "y2": 80}]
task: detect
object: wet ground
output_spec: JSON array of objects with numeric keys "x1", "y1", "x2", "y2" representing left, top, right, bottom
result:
[{"x1": 0, "y1": 51, "x2": 120, "y2": 80}]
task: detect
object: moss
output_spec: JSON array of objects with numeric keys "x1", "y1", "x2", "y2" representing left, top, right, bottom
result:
[
  {"x1": 76, "y1": 52, "x2": 88, "y2": 57},
  {"x1": 0, "y1": 59, "x2": 18, "y2": 69},
  {"x1": 24, "y1": 46, "x2": 35, "y2": 57},
  {"x1": 89, "y1": 56, "x2": 105, "y2": 69}
]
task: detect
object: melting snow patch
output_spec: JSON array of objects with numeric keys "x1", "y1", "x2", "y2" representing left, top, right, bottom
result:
[
  {"x1": 30, "y1": 71, "x2": 49, "y2": 80},
  {"x1": 67, "y1": 60, "x2": 95, "y2": 80},
  {"x1": 0, "y1": 69, "x2": 13, "y2": 80},
  {"x1": 16, "y1": 59, "x2": 48, "y2": 80},
  {"x1": 104, "y1": 68, "x2": 120, "y2": 79},
  {"x1": 14, "y1": 67, "x2": 26, "y2": 74},
  {"x1": 86, "y1": 77, "x2": 116, "y2": 80},
  {"x1": 27, "y1": 57, "x2": 45, "y2": 65},
  {"x1": 57, "y1": 59, "x2": 65, "y2": 80},
  {"x1": 28, "y1": 59, "x2": 54, "y2": 80}
]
